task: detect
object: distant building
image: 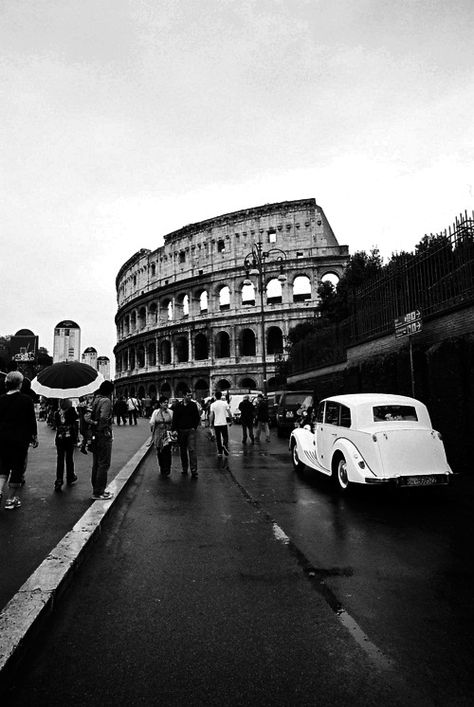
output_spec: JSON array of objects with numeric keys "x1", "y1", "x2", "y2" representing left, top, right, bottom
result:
[
  {"x1": 97, "y1": 355, "x2": 111, "y2": 380},
  {"x1": 82, "y1": 346, "x2": 98, "y2": 369},
  {"x1": 10, "y1": 329, "x2": 39, "y2": 362},
  {"x1": 53, "y1": 320, "x2": 81, "y2": 363}
]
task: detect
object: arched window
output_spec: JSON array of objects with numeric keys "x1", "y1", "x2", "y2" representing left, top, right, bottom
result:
[
  {"x1": 151, "y1": 263, "x2": 156, "y2": 277},
  {"x1": 267, "y1": 326, "x2": 283, "y2": 354},
  {"x1": 138, "y1": 385, "x2": 145, "y2": 398},
  {"x1": 138, "y1": 307, "x2": 146, "y2": 329},
  {"x1": 293, "y1": 275, "x2": 311, "y2": 302},
  {"x1": 148, "y1": 303, "x2": 158, "y2": 325},
  {"x1": 241, "y1": 282, "x2": 255, "y2": 306},
  {"x1": 130, "y1": 311, "x2": 137, "y2": 331},
  {"x1": 129, "y1": 349, "x2": 135, "y2": 369},
  {"x1": 123, "y1": 350, "x2": 129, "y2": 369},
  {"x1": 215, "y1": 331, "x2": 230, "y2": 358},
  {"x1": 195, "y1": 379, "x2": 209, "y2": 397},
  {"x1": 137, "y1": 346, "x2": 145, "y2": 368},
  {"x1": 194, "y1": 333, "x2": 208, "y2": 360},
  {"x1": 147, "y1": 342, "x2": 156, "y2": 367},
  {"x1": 149, "y1": 384, "x2": 157, "y2": 400},
  {"x1": 240, "y1": 377, "x2": 256, "y2": 390},
  {"x1": 124, "y1": 315, "x2": 130, "y2": 336},
  {"x1": 240, "y1": 328, "x2": 256, "y2": 356},
  {"x1": 176, "y1": 381, "x2": 190, "y2": 396},
  {"x1": 162, "y1": 299, "x2": 173, "y2": 321},
  {"x1": 175, "y1": 335, "x2": 189, "y2": 363},
  {"x1": 160, "y1": 382, "x2": 171, "y2": 396},
  {"x1": 217, "y1": 379, "x2": 231, "y2": 391},
  {"x1": 199, "y1": 291, "x2": 208, "y2": 312},
  {"x1": 160, "y1": 340, "x2": 171, "y2": 365},
  {"x1": 177, "y1": 293, "x2": 189, "y2": 317},
  {"x1": 321, "y1": 272, "x2": 340, "y2": 288},
  {"x1": 218, "y1": 286, "x2": 230, "y2": 310},
  {"x1": 266, "y1": 278, "x2": 283, "y2": 304},
  {"x1": 167, "y1": 301, "x2": 173, "y2": 321}
]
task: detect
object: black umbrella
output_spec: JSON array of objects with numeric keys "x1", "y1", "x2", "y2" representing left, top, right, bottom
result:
[{"x1": 30, "y1": 361, "x2": 105, "y2": 399}]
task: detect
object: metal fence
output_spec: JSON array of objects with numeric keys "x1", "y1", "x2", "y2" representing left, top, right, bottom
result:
[{"x1": 289, "y1": 212, "x2": 474, "y2": 374}]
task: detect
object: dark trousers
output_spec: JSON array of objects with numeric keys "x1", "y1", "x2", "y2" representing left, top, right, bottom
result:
[
  {"x1": 0, "y1": 442, "x2": 29, "y2": 488},
  {"x1": 56, "y1": 439, "x2": 75, "y2": 483},
  {"x1": 177, "y1": 428, "x2": 197, "y2": 473},
  {"x1": 214, "y1": 425, "x2": 229, "y2": 455},
  {"x1": 91, "y1": 436, "x2": 112, "y2": 495},
  {"x1": 116, "y1": 414, "x2": 127, "y2": 425},
  {"x1": 128, "y1": 410, "x2": 138, "y2": 425},
  {"x1": 241, "y1": 422, "x2": 254, "y2": 443},
  {"x1": 156, "y1": 444, "x2": 172, "y2": 475}
]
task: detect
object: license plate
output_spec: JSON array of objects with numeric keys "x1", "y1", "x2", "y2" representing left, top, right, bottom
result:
[{"x1": 399, "y1": 475, "x2": 448, "y2": 487}]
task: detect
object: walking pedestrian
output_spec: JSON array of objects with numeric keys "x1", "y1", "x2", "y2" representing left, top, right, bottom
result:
[
  {"x1": 0, "y1": 371, "x2": 38, "y2": 510},
  {"x1": 53, "y1": 398, "x2": 79, "y2": 491},
  {"x1": 209, "y1": 390, "x2": 231, "y2": 457},
  {"x1": 77, "y1": 397, "x2": 91, "y2": 453},
  {"x1": 255, "y1": 393, "x2": 271, "y2": 443},
  {"x1": 86, "y1": 380, "x2": 115, "y2": 501},
  {"x1": 150, "y1": 396, "x2": 175, "y2": 476},
  {"x1": 172, "y1": 391, "x2": 200, "y2": 478},
  {"x1": 238, "y1": 394, "x2": 255, "y2": 444},
  {"x1": 115, "y1": 396, "x2": 128, "y2": 426},
  {"x1": 127, "y1": 395, "x2": 139, "y2": 425}
]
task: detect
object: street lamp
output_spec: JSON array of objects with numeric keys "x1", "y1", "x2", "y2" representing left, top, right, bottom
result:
[{"x1": 243, "y1": 242, "x2": 287, "y2": 395}]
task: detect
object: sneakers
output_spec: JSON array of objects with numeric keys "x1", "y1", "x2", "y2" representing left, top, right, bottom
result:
[
  {"x1": 54, "y1": 480, "x2": 63, "y2": 493},
  {"x1": 91, "y1": 491, "x2": 114, "y2": 501},
  {"x1": 67, "y1": 475, "x2": 78, "y2": 486},
  {"x1": 5, "y1": 497, "x2": 21, "y2": 510}
]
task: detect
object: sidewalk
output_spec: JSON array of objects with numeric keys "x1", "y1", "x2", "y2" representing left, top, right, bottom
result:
[{"x1": 0, "y1": 417, "x2": 152, "y2": 692}]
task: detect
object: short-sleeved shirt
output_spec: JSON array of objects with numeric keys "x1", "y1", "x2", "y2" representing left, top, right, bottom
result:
[{"x1": 210, "y1": 399, "x2": 230, "y2": 426}]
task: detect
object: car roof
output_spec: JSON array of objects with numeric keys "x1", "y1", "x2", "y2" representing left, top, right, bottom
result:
[{"x1": 322, "y1": 393, "x2": 419, "y2": 407}]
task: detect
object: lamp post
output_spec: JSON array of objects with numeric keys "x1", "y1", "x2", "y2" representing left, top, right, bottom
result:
[{"x1": 243, "y1": 242, "x2": 287, "y2": 395}]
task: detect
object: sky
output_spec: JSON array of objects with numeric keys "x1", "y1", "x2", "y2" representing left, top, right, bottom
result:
[{"x1": 1, "y1": 0, "x2": 473, "y2": 373}]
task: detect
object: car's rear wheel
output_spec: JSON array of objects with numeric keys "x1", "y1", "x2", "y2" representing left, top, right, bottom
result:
[
  {"x1": 336, "y1": 456, "x2": 350, "y2": 491},
  {"x1": 291, "y1": 441, "x2": 304, "y2": 471}
]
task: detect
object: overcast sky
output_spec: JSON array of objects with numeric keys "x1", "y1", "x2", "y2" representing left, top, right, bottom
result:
[{"x1": 1, "y1": 0, "x2": 473, "y2": 369}]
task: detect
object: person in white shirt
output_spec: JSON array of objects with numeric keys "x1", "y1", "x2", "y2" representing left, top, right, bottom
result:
[{"x1": 209, "y1": 391, "x2": 231, "y2": 457}]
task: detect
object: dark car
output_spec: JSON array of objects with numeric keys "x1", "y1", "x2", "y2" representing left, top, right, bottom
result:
[
  {"x1": 266, "y1": 390, "x2": 284, "y2": 427},
  {"x1": 276, "y1": 390, "x2": 314, "y2": 437}
]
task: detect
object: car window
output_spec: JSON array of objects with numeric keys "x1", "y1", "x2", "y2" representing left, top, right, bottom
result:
[
  {"x1": 325, "y1": 401, "x2": 340, "y2": 425},
  {"x1": 373, "y1": 405, "x2": 418, "y2": 422},
  {"x1": 284, "y1": 393, "x2": 311, "y2": 406},
  {"x1": 340, "y1": 404, "x2": 351, "y2": 428},
  {"x1": 316, "y1": 402, "x2": 324, "y2": 423}
]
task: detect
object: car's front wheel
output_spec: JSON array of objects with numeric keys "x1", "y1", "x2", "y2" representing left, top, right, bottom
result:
[
  {"x1": 291, "y1": 441, "x2": 304, "y2": 472},
  {"x1": 335, "y1": 455, "x2": 350, "y2": 491}
]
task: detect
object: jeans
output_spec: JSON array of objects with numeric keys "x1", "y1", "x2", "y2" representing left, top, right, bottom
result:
[
  {"x1": 156, "y1": 444, "x2": 172, "y2": 475},
  {"x1": 255, "y1": 421, "x2": 270, "y2": 442},
  {"x1": 56, "y1": 438, "x2": 75, "y2": 483},
  {"x1": 241, "y1": 422, "x2": 254, "y2": 443},
  {"x1": 214, "y1": 425, "x2": 229, "y2": 455},
  {"x1": 177, "y1": 428, "x2": 197, "y2": 474},
  {"x1": 91, "y1": 435, "x2": 112, "y2": 494},
  {"x1": 128, "y1": 410, "x2": 138, "y2": 425}
]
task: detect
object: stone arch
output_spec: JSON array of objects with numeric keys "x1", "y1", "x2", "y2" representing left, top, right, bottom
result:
[
  {"x1": 194, "y1": 332, "x2": 208, "y2": 360},
  {"x1": 138, "y1": 306, "x2": 147, "y2": 329},
  {"x1": 148, "y1": 302, "x2": 158, "y2": 325},
  {"x1": 266, "y1": 278, "x2": 283, "y2": 304},
  {"x1": 175, "y1": 335, "x2": 189, "y2": 363},
  {"x1": 129, "y1": 349, "x2": 135, "y2": 369},
  {"x1": 240, "y1": 377, "x2": 256, "y2": 390},
  {"x1": 161, "y1": 298, "x2": 173, "y2": 321},
  {"x1": 218, "y1": 285, "x2": 230, "y2": 310},
  {"x1": 321, "y1": 271, "x2": 340, "y2": 288},
  {"x1": 216, "y1": 379, "x2": 231, "y2": 391},
  {"x1": 148, "y1": 384, "x2": 157, "y2": 400},
  {"x1": 241, "y1": 281, "x2": 255, "y2": 305},
  {"x1": 199, "y1": 290, "x2": 208, "y2": 312},
  {"x1": 293, "y1": 275, "x2": 311, "y2": 302},
  {"x1": 160, "y1": 382, "x2": 171, "y2": 396},
  {"x1": 124, "y1": 314, "x2": 130, "y2": 336},
  {"x1": 160, "y1": 339, "x2": 171, "y2": 365},
  {"x1": 147, "y1": 342, "x2": 156, "y2": 366},
  {"x1": 130, "y1": 311, "x2": 137, "y2": 331},
  {"x1": 175, "y1": 380, "x2": 190, "y2": 396},
  {"x1": 267, "y1": 326, "x2": 283, "y2": 354},
  {"x1": 240, "y1": 328, "x2": 256, "y2": 356},
  {"x1": 138, "y1": 385, "x2": 146, "y2": 398},
  {"x1": 137, "y1": 345, "x2": 145, "y2": 368},
  {"x1": 215, "y1": 331, "x2": 230, "y2": 358},
  {"x1": 177, "y1": 293, "x2": 189, "y2": 317},
  {"x1": 195, "y1": 378, "x2": 209, "y2": 398}
]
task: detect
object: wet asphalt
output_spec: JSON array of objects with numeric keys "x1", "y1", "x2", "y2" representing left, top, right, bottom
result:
[{"x1": 2, "y1": 423, "x2": 474, "y2": 706}]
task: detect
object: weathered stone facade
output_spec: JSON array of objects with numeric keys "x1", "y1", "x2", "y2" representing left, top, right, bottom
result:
[{"x1": 114, "y1": 198, "x2": 348, "y2": 400}]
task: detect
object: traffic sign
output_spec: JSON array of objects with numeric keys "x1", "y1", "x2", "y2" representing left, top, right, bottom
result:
[
  {"x1": 394, "y1": 309, "x2": 421, "y2": 329},
  {"x1": 395, "y1": 320, "x2": 423, "y2": 338}
]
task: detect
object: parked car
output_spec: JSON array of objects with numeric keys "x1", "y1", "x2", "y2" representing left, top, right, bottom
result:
[
  {"x1": 229, "y1": 392, "x2": 260, "y2": 423},
  {"x1": 289, "y1": 393, "x2": 453, "y2": 491},
  {"x1": 276, "y1": 390, "x2": 314, "y2": 437}
]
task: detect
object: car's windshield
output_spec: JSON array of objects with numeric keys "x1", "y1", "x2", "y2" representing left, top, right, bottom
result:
[
  {"x1": 285, "y1": 394, "x2": 312, "y2": 406},
  {"x1": 373, "y1": 405, "x2": 418, "y2": 422}
]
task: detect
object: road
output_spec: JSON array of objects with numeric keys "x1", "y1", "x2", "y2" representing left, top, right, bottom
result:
[{"x1": 3, "y1": 423, "x2": 474, "y2": 705}]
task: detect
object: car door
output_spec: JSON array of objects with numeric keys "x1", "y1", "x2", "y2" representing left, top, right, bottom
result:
[{"x1": 316, "y1": 401, "x2": 340, "y2": 470}]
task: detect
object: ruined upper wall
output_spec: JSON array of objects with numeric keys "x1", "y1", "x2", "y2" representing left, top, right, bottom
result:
[{"x1": 116, "y1": 198, "x2": 344, "y2": 307}]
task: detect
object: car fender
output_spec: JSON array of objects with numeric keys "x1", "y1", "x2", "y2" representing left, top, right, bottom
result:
[
  {"x1": 289, "y1": 427, "x2": 312, "y2": 453},
  {"x1": 331, "y1": 438, "x2": 373, "y2": 484}
]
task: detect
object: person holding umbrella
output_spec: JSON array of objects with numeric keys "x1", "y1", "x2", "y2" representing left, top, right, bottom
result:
[
  {"x1": 0, "y1": 371, "x2": 38, "y2": 510},
  {"x1": 85, "y1": 380, "x2": 115, "y2": 501},
  {"x1": 53, "y1": 398, "x2": 79, "y2": 492}
]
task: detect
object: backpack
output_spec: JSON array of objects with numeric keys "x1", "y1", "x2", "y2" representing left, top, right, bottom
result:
[{"x1": 56, "y1": 410, "x2": 75, "y2": 442}]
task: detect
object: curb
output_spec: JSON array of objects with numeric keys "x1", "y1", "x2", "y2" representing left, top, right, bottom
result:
[{"x1": 0, "y1": 438, "x2": 152, "y2": 691}]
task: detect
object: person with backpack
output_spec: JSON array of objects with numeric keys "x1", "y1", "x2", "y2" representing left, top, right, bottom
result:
[
  {"x1": 86, "y1": 380, "x2": 115, "y2": 501},
  {"x1": 127, "y1": 395, "x2": 139, "y2": 425},
  {"x1": 54, "y1": 399, "x2": 79, "y2": 492}
]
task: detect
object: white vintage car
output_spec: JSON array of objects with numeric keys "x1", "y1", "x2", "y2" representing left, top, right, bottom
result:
[{"x1": 289, "y1": 393, "x2": 452, "y2": 490}]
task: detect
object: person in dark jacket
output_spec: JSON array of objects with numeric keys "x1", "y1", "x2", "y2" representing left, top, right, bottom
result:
[
  {"x1": 0, "y1": 371, "x2": 38, "y2": 510},
  {"x1": 85, "y1": 380, "x2": 115, "y2": 501},
  {"x1": 238, "y1": 395, "x2": 255, "y2": 444},
  {"x1": 255, "y1": 393, "x2": 270, "y2": 443},
  {"x1": 172, "y1": 391, "x2": 201, "y2": 478},
  {"x1": 53, "y1": 398, "x2": 79, "y2": 492}
]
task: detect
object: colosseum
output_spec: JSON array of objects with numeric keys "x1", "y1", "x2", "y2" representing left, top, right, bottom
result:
[{"x1": 114, "y1": 197, "x2": 348, "y2": 401}]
